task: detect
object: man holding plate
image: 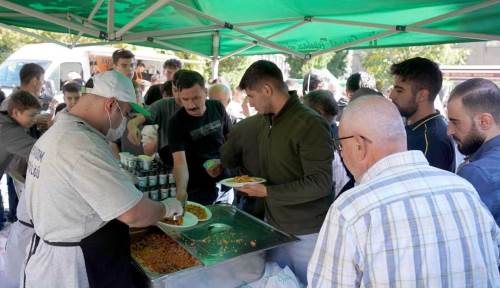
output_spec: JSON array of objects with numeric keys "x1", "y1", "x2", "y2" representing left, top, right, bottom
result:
[{"x1": 237, "y1": 60, "x2": 334, "y2": 285}]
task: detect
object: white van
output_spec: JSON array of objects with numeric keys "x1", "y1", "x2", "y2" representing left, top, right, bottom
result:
[
  {"x1": 0, "y1": 43, "x2": 184, "y2": 103},
  {"x1": 0, "y1": 43, "x2": 91, "y2": 103}
]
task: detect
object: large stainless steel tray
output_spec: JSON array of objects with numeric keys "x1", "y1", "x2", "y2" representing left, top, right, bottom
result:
[{"x1": 132, "y1": 204, "x2": 298, "y2": 288}]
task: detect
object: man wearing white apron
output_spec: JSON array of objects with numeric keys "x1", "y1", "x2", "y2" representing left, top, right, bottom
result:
[{"x1": 21, "y1": 70, "x2": 182, "y2": 287}]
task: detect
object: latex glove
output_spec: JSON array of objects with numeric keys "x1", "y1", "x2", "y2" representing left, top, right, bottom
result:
[{"x1": 161, "y1": 198, "x2": 184, "y2": 218}]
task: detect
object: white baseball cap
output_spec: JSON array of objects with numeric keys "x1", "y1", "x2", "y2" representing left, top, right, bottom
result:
[{"x1": 83, "y1": 70, "x2": 149, "y2": 117}]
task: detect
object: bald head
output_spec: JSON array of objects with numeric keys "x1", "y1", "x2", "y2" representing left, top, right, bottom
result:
[
  {"x1": 208, "y1": 84, "x2": 232, "y2": 107},
  {"x1": 342, "y1": 95, "x2": 406, "y2": 147},
  {"x1": 339, "y1": 96, "x2": 407, "y2": 181}
]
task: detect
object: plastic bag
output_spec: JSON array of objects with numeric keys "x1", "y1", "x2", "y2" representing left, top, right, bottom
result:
[{"x1": 241, "y1": 262, "x2": 303, "y2": 288}]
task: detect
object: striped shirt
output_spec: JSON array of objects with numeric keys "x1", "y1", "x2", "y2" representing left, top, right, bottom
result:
[{"x1": 307, "y1": 150, "x2": 500, "y2": 288}]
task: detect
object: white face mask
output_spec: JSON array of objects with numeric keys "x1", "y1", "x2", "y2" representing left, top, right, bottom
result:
[{"x1": 106, "y1": 101, "x2": 127, "y2": 141}]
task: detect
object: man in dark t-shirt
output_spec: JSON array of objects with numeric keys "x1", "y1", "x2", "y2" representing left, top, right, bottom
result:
[
  {"x1": 143, "y1": 59, "x2": 182, "y2": 105},
  {"x1": 389, "y1": 57, "x2": 455, "y2": 172},
  {"x1": 168, "y1": 71, "x2": 231, "y2": 205}
]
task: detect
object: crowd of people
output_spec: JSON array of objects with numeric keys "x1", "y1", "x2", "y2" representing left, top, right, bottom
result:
[{"x1": 0, "y1": 47, "x2": 499, "y2": 287}]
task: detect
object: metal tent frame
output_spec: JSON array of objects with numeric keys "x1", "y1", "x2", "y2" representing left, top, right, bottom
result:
[{"x1": 1, "y1": 0, "x2": 499, "y2": 78}]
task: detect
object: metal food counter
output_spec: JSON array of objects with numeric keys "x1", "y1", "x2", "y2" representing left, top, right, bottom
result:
[{"x1": 131, "y1": 204, "x2": 298, "y2": 288}]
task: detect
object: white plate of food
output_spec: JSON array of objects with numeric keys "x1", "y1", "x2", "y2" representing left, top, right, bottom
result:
[
  {"x1": 156, "y1": 211, "x2": 198, "y2": 230},
  {"x1": 220, "y1": 175, "x2": 266, "y2": 188},
  {"x1": 185, "y1": 201, "x2": 212, "y2": 222}
]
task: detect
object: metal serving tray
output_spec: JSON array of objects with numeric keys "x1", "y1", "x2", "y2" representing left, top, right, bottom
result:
[{"x1": 132, "y1": 204, "x2": 298, "y2": 288}]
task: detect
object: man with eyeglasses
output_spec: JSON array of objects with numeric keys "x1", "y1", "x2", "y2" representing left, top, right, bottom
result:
[
  {"x1": 308, "y1": 95, "x2": 500, "y2": 287},
  {"x1": 21, "y1": 71, "x2": 183, "y2": 287}
]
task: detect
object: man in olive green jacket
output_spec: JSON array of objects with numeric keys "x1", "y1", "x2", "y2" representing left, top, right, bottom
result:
[{"x1": 238, "y1": 60, "x2": 334, "y2": 285}]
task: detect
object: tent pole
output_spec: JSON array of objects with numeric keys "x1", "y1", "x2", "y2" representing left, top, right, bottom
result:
[
  {"x1": 0, "y1": 0, "x2": 102, "y2": 37},
  {"x1": 235, "y1": 17, "x2": 304, "y2": 27},
  {"x1": 219, "y1": 45, "x2": 254, "y2": 61},
  {"x1": 66, "y1": 13, "x2": 107, "y2": 29},
  {"x1": 115, "y1": 0, "x2": 172, "y2": 38},
  {"x1": 73, "y1": 38, "x2": 147, "y2": 47},
  {"x1": 151, "y1": 39, "x2": 209, "y2": 59},
  {"x1": 310, "y1": 31, "x2": 397, "y2": 58},
  {"x1": 157, "y1": 32, "x2": 214, "y2": 41},
  {"x1": 220, "y1": 20, "x2": 307, "y2": 61},
  {"x1": 211, "y1": 32, "x2": 220, "y2": 81},
  {"x1": 73, "y1": 0, "x2": 105, "y2": 45},
  {"x1": 412, "y1": 0, "x2": 500, "y2": 26},
  {"x1": 170, "y1": 1, "x2": 304, "y2": 58},
  {"x1": 122, "y1": 24, "x2": 222, "y2": 41},
  {"x1": 0, "y1": 22, "x2": 67, "y2": 46},
  {"x1": 107, "y1": 0, "x2": 115, "y2": 40},
  {"x1": 407, "y1": 27, "x2": 500, "y2": 41}
]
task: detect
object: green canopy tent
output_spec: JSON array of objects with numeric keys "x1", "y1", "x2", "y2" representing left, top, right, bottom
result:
[{"x1": 1, "y1": 0, "x2": 500, "y2": 77}]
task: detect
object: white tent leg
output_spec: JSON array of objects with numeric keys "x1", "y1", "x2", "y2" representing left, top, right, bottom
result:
[
  {"x1": 211, "y1": 32, "x2": 220, "y2": 81},
  {"x1": 107, "y1": 0, "x2": 115, "y2": 40}
]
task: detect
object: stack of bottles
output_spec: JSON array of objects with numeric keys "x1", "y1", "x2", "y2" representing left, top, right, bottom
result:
[{"x1": 121, "y1": 154, "x2": 177, "y2": 201}]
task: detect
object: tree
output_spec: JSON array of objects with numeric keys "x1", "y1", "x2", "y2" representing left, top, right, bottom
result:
[
  {"x1": 286, "y1": 51, "x2": 348, "y2": 80},
  {"x1": 361, "y1": 44, "x2": 469, "y2": 91},
  {"x1": 287, "y1": 54, "x2": 333, "y2": 79},
  {"x1": 327, "y1": 50, "x2": 349, "y2": 78}
]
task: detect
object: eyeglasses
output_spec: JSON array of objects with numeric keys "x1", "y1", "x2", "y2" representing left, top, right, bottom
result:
[{"x1": 333, "y1": 135, "x2": 373, "y2": 151}]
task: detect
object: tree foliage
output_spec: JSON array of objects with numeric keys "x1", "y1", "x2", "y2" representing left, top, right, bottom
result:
[
  {"x1": 286, "y1": 51, "x2": 348, "y2": 79},
  {"x1": 201, "y1": 56, "x2": 252, "y2": 89},
  {"x1": 361, "y1": 44, "x2": 470, "y2": 91}
]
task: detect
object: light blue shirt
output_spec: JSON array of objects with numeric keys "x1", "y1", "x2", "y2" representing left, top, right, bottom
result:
[
  {"x1": 458, "y1": 135, "x2": 500, "y2": 226},
  {"x1": 308, "y1": 151, "x2": 500, "y2": 287}
]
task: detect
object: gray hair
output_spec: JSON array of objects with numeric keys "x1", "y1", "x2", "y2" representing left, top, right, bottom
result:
[{"x1": 208, "y1": 83, "x2": 232, "y2": 101}]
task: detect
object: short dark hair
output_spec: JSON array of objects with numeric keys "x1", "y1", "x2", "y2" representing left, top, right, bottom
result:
[
  {"x1": 239, "y1": 60, "x2": 287, "y2": 91},
  {"x1": 302, "y1": 72, "x2": 322, "y2": 95},
  {"x1": 303, "y1": 89, "x2": 339, "y2": 117},
  {"x1": 112, "y1": 49, "x2": 135, "y2": 64},
  {"x1": 62, "y1": 81, "x2": 81, "y2": 94},
  {"x1": 162, "y1": 80, "x2": 173, "y2": 98},
  {"x1": 346, "y1": 72, "x2": 376, "y2": 93},
  {"x1": 163, "y1": 59, "x2": 182, "y2": 70},
  {"x1": 136, "y1": 61, "x2": 146, "y2": 68},
  {"x1": 449, "y1": 78, "x2": 500, "y2": 123},
  {"x1": 6, "y1": 90, "x2": 41, "y2": 115},
  {"x1": 390, "y1": 57, "x2": 442, "y2": 102},
  {"x1": 351, "y1": 87, "x2": 384, "y2": 102},
  {"x1": 20, "y1": 63, "x2": 44, "y2": 86},
  {"x1": 172, "y1": 69, "x2": 188, "y2": 88},
  {"x1": 0, "y1": 89, "x2": 5, "y2": 105},
  {"x1": 175, "y1": 70, "x2": 205, "y2": 92}
]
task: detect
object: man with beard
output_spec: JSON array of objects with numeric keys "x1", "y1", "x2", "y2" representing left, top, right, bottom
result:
[
  {"x1": 390, "y1": 57, "x2": 455, "y2": 172},
  {"x1": 447, "y1": 78, "x2": 500, "y2": 225}
]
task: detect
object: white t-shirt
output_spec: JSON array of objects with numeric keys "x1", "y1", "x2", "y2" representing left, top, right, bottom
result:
[
  {"x1": 25, "y1": 112, "x2": 142, "y2": 242},
  {"x1": 23, "y1": 113, "x2": 142, "y2": 287}
]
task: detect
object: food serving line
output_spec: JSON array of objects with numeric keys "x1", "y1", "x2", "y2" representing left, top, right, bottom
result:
[{"x1": 130, "y1": 204, "x2": 298, "y2": 288}]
